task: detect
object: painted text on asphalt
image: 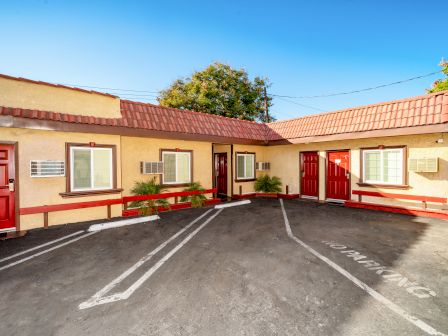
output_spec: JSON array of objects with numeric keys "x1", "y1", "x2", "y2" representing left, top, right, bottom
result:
[{"x1": 322, "y1": 241, "x2": 436, "y2": 299}]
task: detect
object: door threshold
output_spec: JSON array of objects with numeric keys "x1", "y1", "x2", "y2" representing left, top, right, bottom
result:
[
  {"x1": 325, "y1": 198, "x2": 345, "y2": 204},
  {"x1": 0, "y1": 227, "x2": 17, "y2": 233},
  {"x1": 301, "y1": 195, "x2": 318, "y2": 200}
]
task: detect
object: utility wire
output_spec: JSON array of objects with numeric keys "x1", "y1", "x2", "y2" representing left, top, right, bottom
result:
[
  {"x1": 270, "y1": 70, "x2": 442, "y2": 99},
  {"x1": 274, "y1": 96, "x2": 325, "y2": 112},
  {"x1": 59, "y1": 83, "x2": 159, "y2": 94},
  {"x1": 113, "y1": 93, "x2": 159, "y2": 98},
  {"x1": 56, "y1": 69, "x2": 441, "y2": 109}
]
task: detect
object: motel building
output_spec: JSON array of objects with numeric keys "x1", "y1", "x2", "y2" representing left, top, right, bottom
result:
[{"x1": 0, "y1": 73, "x2": 447, "y2": 234}]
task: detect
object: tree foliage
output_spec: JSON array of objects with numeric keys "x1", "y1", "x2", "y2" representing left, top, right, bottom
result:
[
  {"x1": 158, "y1": 62, "x2": 274, "y2": 122},
  {"x1": 427, "y1": 60, "x2": 448, "y2": 93}
]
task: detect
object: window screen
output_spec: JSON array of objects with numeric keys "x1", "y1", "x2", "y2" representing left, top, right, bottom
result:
[
  {"x1": 236, "y1": 153, "x2": 255, "y2": 180},
  {"x1": 162, "y1": 151, "x2": 192, "y2": 184},
  {"x1": 71, "y1": 147, "x2": 113, "y2": 191},
  {"x1": 363, "y1": 148, "x2": 404, "y2": 185}
]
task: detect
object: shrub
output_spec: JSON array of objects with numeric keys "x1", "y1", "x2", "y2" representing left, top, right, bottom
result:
[
  {"x1": 254, "y1": 175, "x2": 282, "y2": 193},
  {"x1": 130, "y1": 177, "x2": 170, "y2": 215},
  {"x1": 180, "y1": 182, "x2": 207, "y2": 208}
]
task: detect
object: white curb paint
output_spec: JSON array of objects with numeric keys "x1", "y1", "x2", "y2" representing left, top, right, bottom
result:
[
  {"x1": 0, "y1": 231, "x2": 98, "y2": 272},
  {"x1": 0, "y1": 230, "x2": 84, "y2": 263},
  {"x1": 88, "y1": 215, "x2": 160, "y2": 232},
  {"x1": 215, "y1": 200, "x2": 251, "y2": 209},
  {"x1": 279, "y1": 199, "x2": 447, "y2": 336},
  {"x1": 79, "y1": 208, "x2": 219, "y2": 309}
]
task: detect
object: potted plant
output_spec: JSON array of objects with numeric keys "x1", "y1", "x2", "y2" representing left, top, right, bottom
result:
[
  {"x1": 180, "y1": 182, "x2": 207, "y2": 208},
  {"x1": 130, "y1": 177, "x2": 170, "y2": 215},
  {"x1": 254, "y1": 175, "x2": 282, "y2": 196}
]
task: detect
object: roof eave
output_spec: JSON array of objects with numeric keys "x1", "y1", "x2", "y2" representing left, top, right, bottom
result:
[{"x1": 268, "y1": 123, "x2": 448, "y2": 145}]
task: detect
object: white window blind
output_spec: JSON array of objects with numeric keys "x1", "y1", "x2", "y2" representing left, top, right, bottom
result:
[
  {"x1": 363, "y1": 148, "x2": 404, "y2": 185},
  {"x1": 236, "y1": 153, "x2": 255, "y2": 179},
  {"x1": 71, "y1": 147, "x2": 113, "y2": 191},
  {"x1": 162, "y1": 151, "x2": 191, "y2": 184}
]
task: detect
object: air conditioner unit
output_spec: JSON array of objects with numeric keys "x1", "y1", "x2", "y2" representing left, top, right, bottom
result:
[
  {"x1": 140, "y1": 161, "x2": 164, "y2": 174},
  {"x1": 256, "y1": 162, "x2": 270, "y2": 171},
  {"x1": 408, "y1": 158, "x2": 438, "y2": 173},
  {"x1": 30, "y1": 160, "x2": 65, "y2": 177}
]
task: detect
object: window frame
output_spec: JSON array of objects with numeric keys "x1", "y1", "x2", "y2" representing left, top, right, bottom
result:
[
  {"x1": 160, "y1": 149, "x2": 193, "y2": 187},
  {"x1": 235, "y1": 152, "x2": 256, "y2": 182},
  {"x1": 360, "y1": 146, "x2": 407, "y2": 188},
  {"x1": 61, "y1": 143, "x2": 120, "y2": 197}
]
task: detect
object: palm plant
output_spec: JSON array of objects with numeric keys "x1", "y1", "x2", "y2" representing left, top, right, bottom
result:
[
  {"x1": 254, "y1": 175, "x2": 282, "y2": 193},
  {"x1": 180, "y1": 182, "x2": 207, "y2": 208},
  {"x1": 130, "y1": 177, "x2": 170, "y2": 215}
]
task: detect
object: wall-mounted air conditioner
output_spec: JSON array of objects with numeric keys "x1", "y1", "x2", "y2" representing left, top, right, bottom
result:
[
  {"x1": 408, "y1": 158, "x2": 438, "y2": 173},
  {"x1": 256, "y1": 162, "x2": 270, "y2": 171},
  {"x1": 30, "y1": 160, "x2": 65, "y2": 177},
  {"x1": 140, "y1": 161, "x2": 164, "y2": 174}
]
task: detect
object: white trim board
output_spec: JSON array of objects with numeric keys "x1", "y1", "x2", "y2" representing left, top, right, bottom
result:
[{"x1": 88, "y1": 216, "x2": 160, "y2": 232}]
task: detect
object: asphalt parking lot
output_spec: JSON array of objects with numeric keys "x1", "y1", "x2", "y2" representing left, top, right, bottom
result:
[{"x1": 0, "y1": 198, "x2": 447, "y2": 336}]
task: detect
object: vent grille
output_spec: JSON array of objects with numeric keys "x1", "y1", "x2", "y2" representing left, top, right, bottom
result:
[
  {"x1": 256, "y1": 162, "x2": 270, "y2": 171},
  {"x1": 408, "y1": 158, "x2": 438, "y2": 173},
  {"x1": 30, "y1": 160, "x2": 65, "y2": 177},
  {"x1": 140, "y1": 161, "x2": 164, "y2": 174}
]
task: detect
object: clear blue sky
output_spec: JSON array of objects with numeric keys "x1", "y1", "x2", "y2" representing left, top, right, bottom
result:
[{"x1": 0, "y1": 0, "x2": 446, "y2": 120}]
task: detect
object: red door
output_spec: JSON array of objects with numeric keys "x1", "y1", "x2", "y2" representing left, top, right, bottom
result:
[
  {"x1": 301, "y1": 152, "x2": 318, "y2": 197},
  {"x1": 326, "y1": 151, "x2": 350, "y2": 200},
  {"x1": 214, "y1": 153, "x2": 227, "y2": 198},
  {"x1": 0, "y1": 144, "x2": 16, "y2": 230}
]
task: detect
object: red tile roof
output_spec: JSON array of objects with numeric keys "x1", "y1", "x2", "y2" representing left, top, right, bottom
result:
[
  {"x1": 0, "y1": 83, "x2": 447, "y2": 144},
  {"x1": 120, "y1": 100, "x2": 267, "y2": 141},
  {"x1": 266, "y1": 91, "x2": 448, "y2": 141}
]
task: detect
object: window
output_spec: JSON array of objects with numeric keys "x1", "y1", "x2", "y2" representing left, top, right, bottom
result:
[
  {"x1": 69, "y1": 145, "x2": 113, "y2": 192},
  {"x1": 161, "y1": 150, "x2": 192, "y2": 185},
  {"x1": 362, "y1": 147, "x2": 405, "y2": 185},
  {"x1": 236, "y1": 153, "x2": 255, "y2": 180}
]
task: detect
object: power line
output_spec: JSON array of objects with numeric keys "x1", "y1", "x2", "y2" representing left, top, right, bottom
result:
[
  {"x1": 119, "y1": 96, "x2": 158, "y2": 102},
  {"x1": 59, "y1": 83, "x2": 159, "y2": 94},
  {"x1": 274, "y1": 96, "x2": 325, "y2": 112},
  {"x1": 114, "y1": 93, "x2": 159, "y2": 98},
  {"x1": 270, "y1": 70, "x2": 442, "y2": 99}
]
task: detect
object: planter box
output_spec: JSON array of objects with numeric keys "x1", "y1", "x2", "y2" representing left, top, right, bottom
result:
[
  {"x1": 232, "y1": 193, "x2": 300, "y2": 200},
  {"x1": 122, "y1": 198, "x2": 221, "y2": 217}
]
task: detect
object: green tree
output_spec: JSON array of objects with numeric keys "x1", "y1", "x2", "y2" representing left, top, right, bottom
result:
[
  {"x1": 427, "y1": 60, "x2": 448, "y2": 93},
  {"x1": 158, "y1": 62, "x2": 274, "y2": 122}
]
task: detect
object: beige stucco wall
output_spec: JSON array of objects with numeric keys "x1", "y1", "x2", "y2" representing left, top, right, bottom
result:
[
  {"x1": 264, "y1": 133, "x2": 448, "y2": 210},
  {"x1": 232, "y1": 144, "x2": 270, "y2": 195},
  {"x1": 121, "y1": 136, "x2": 213, "y2": 198},
  {"x1": 0, "y1": 128, "x2": 122, "y2": 230},
  {"x1": 0, "y1": 76, "x2": 121, "y2": 118},
  {"x1": 1, "y1": 125, "x2": 446, "y2": 231}
]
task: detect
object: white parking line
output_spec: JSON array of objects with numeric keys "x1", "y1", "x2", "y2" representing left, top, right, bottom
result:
[
  {"x1": 0, "y1": 230, "x2": 84, "y2": 263},
  {"x1": 279, "y1": 199, "x2": 446, "y2": 336},
  {"x1": 0, "y1": 231, "x2": 98, "y2": 272},
  {"x1": 215, "y1": 200, "x2": 251, "y2": 209},
  {"x1": 79, "y1": 208, "x2": 223, "y2": 309}
]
